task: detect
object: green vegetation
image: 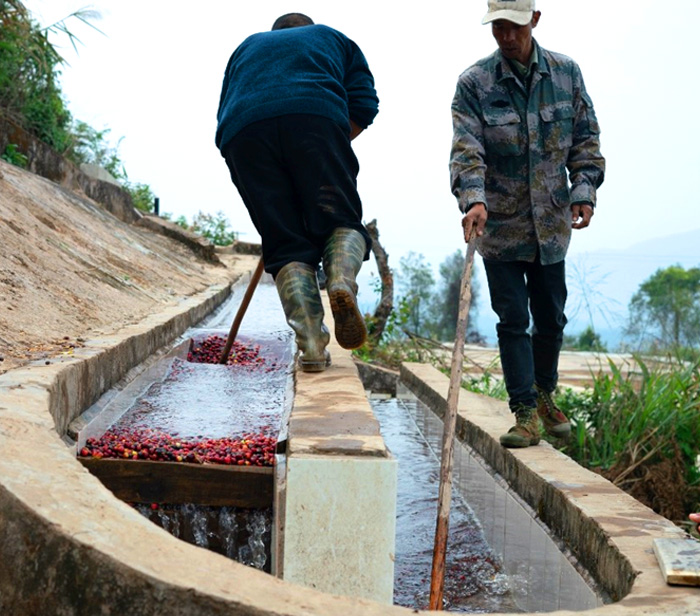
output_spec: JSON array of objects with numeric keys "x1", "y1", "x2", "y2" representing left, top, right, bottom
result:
[
  {"x1": 395, "y1": 250, "x2": 481, "y2": 342},
  {"x1": 70, "y1": 121, "x2": 123, "y2": 176},
  {"x1": 355, "y1": 249, "x2": 482, "y2": 369},
  {"x1": 1, "y1": 142, "x2": 28, "y2": 167},
  {"x1": 454, "y1": 357, "x2": 700, "y2": 524},
  {"x1": 0, "y1": 1, "x2": 100, "y2": 152},
  {"x1": 554, "y1": 356, "x2": 700, "y2": 523},
  {"x1": 168, "y1": 211, "x2": 239, "y2": 246},
  {"x1": 563, "y1": 325, "x2": 607, "y2": 352},
  {"x1": 1, "y1": 1, "x2": 240, "y2": 235},
  {"x1": 626, "y1": 265, "x2": 700, "y2": 358}
]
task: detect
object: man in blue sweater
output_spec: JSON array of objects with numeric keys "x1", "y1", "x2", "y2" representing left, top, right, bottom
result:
[{"x1": 216, "y1": 13, "x2": 379, "y2": 373}]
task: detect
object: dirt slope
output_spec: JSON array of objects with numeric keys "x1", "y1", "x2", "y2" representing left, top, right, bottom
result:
[{"x1": 0, "y1": 159, "x2": 247, "y2": 375}]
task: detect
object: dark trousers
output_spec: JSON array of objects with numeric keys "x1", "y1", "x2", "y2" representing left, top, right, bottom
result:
[
  {"x1": 222, "y1": 114, "x2": 371, "y2": 277},
  {"x1": 483, "y1": 256, "x2": 567, "y2": 412}
]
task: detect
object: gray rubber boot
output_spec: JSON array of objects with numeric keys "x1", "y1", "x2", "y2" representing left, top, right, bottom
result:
[
  {"x1": 322, "y1": 228, "x2": 368, "y2": 350},
  {"x1": 275, "y1": 262, "x2": 331, "y2": 372}
]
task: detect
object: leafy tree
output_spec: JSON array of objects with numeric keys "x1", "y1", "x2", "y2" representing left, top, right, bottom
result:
[
  {"x1": 0, "y1": 1, "x2": 101, "y2": 152},
  {"x1": 626, "y1": 265, "x2": 700, "y2": 351},
  {"x1": 192, "y1": 211, "x2": 239, "y2": 246},
  {"x1": 396, "y1": 252, "x2": 435, "y2": 337},
  {"x1": 563, "y1": 325, "x2": 607, "y2": 352},
  {"x1": 70, "y1": 121, "x2": 124, "y2": 176},
  {"x1": 1, "y1": 3, "x2": 163, "y2": 218},
  {"x1": 67, "y1": 121, "x2": 158, "y2": 213},
  {"x1": 429, "y1": 249, "x2": 480, "y2": 342},
  {"x1": 124, "y1": 182, "x2": 156, "y2": 213}
]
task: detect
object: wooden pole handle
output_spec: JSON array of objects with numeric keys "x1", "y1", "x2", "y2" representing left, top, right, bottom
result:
[
  {"x1": 218, "y1": 257, "x2": 265, "y2": 364},
  {"x1": 428, "y1": 239, "x2": 477, "y2": 610}
]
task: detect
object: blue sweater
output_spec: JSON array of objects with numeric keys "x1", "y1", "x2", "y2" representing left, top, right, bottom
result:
[{"x1": 215, "y1": 24, "x2": 379, "y2": 152}]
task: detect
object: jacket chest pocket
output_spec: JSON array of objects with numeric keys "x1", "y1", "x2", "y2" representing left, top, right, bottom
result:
[
  {"x1": 482, "y1": 110, "x2": 524, "y2": 157},
  {"x1": 540, "y1": 104, "x2": 575, "y2": 152}
]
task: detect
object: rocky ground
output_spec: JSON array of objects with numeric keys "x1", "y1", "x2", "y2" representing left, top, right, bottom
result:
[{"x1": 0, "y1": 158, "x2": 250, "y2": 375}]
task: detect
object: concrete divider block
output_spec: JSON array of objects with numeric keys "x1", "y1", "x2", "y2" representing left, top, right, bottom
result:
[{"x1": 282, "y1": 455, "x2": 397, "y2": 603}]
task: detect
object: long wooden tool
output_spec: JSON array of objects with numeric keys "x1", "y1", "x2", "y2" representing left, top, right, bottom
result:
[
  {"x1": 428, "y1": 237, "x2": 478, "y2": 610},
  {"x1": 218, "y1": 256, "x2": 265, "y2": 364}
]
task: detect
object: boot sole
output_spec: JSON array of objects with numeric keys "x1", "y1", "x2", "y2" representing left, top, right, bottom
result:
[
  {"x1": 299, "y1": 351, "x2": 332, "y2": 373},
  {"x1": 543, "y1": 423, "x2": 571, "y2": 438},
  {"x1": 500, "y1": 435, "x2": 540, "y2": 448},
  {"x1": 328, "y1": 286, "x2": 367, "y2": 350},
  {"x1": 299, "y1": 361, "x2": 329, "y2": 373}
]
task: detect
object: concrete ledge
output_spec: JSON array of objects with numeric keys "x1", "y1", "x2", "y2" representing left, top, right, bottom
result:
[
  {"x1": 137, "y1": 215, "x2": 222, "y2": 264},
  {"x1": 0, "y1": 114, "x2": 140, "y2": 224},
  {"x1": 216, "y1": 240, "x2": 263, "y2": 256},
  {"x1": 289, "y1": 350, "x2": 388, "y2": 458},
  {"x1": 279, "y1": 297, "x2": 397, "y2": 602},
  {"x1": 400, "y1": 362, "x2": 698, "y2": 615},
  {"x1": 353, "y1": 361, "x2": 399, "y2": 396}
]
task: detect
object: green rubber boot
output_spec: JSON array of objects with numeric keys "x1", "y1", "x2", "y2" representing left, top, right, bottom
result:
[
  {"x1": 322, "y1": 228, "x2": 368, "y2": 350},
  {"x1": 275, "y1": 262, "x2": 331, "y2": 372},
  {"x1": 499, "y1": 406, "x2": 541, "y2": 448}
]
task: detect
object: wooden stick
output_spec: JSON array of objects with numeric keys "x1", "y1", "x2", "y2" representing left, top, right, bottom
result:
[
  {"x1": 219, "y1": 256, "x2": 265, "y2": 364},
  {"x1": 428, "y1": 238, "x2": 477, "y2": 610}
]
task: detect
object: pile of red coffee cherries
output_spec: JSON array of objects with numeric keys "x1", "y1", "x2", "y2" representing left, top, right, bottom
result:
[
  {"x1": 79, "y1": 427, "x2": 276, "y2": 467},
  {"x1": 187, "y1": 335, "x2": 272, "y2": 368}
]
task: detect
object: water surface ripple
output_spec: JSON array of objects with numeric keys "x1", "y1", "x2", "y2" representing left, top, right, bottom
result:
[{"x1": 371, "y1": 397, "x2": 520, "y2": 613}]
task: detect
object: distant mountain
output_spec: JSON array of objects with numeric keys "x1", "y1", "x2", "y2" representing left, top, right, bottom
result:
[
  {"x1": 625, "y1": 229, "x2": 700, "y2": 259},
  {"x1": 535, "y1": 228, "x2": 700, "y2": 349}
]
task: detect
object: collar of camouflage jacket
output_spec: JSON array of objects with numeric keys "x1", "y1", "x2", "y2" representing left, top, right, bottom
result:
[{"x1": 496, "y1": 39, "x2": 549, "y2": 83}]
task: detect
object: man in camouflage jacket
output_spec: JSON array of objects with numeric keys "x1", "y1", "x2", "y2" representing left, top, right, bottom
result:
[{"x1": 452, "y1": 0, "x2": 605, "y2": 448}]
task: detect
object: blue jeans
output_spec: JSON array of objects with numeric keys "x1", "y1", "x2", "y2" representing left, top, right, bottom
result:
[{"x1": 483, "y1": 256, "x2": 567, "y2": 412}]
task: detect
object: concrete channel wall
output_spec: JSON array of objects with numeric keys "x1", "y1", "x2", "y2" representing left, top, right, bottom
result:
[
  {"x1": 400, "y1": 362, "x2": 699, "y2": 615},
  {"x1": 0, "y1": 267, "x2": 405, "y2": 616},
  {"x1": 0, "y1": 256, "x2": 698, "y2": 615}
]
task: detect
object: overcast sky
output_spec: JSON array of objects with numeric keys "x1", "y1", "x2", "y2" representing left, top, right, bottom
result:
[{"x1": 23, "y1": 0, "x2": 700, "y2": 341}]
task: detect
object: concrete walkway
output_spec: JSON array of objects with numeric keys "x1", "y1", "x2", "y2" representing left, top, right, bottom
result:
[{"x1": 460, "y1": 344, "x2": 646, "y2": 390}]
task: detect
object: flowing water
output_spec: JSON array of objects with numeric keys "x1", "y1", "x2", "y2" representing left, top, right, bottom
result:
[
  {"x1": 96, "y1": 280, "x2": 595, "y2": 609},
  {"x1": 125, "y1": 282, "x2": 287, "y2": 572},
  {"x1": 135, "y1": 504, "x2": 273, "y2": 572},
  {"x1": 371, "y1": 396, "x2": 521, "y2": 613},
  {"x1": 112, "y1": 332, "x2": 292, "y2": 439}
]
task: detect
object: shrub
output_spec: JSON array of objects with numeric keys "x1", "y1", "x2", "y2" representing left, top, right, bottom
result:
[{"x1": 555, "y1": 356, "x2": 700, "y2": 521}]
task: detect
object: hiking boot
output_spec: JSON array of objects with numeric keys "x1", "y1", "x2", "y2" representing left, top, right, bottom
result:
[
  {"x1": 322, "y1": 228, "x2": 368, "y2": 350},
  {"x1": 500, "y1": 407, "x2": 540, "y2": 448},
  {"x1": 275, "y1": 262, "x2": 331, "y2": 372},
  {"x1": 536, "y1": 385, "x2": 571, "y2": 438}
]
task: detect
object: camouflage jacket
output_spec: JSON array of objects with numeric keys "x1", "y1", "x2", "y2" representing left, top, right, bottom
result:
[{"x1": 450, "y1": 40, "x2": 605, "y2": 264}]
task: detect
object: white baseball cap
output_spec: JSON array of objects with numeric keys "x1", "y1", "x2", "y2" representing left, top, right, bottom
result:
[{"x1": 482, "y1": 0, "x2": 536, "y2": 26}]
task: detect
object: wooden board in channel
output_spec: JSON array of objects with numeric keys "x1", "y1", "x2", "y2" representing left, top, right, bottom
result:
[
  {"x1": 80, "y1": 458, "x2": 273, "y2": 508},
  {"x1": 653, "y1": 538, "x2": 700, "y2": 586}
]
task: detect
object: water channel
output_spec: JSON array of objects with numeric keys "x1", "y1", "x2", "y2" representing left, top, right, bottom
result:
[{"x1": 76, "y1": 278, "x2": 603, "y2": 612}]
